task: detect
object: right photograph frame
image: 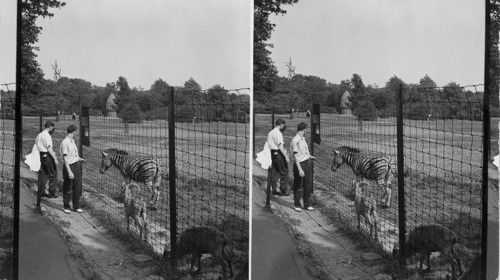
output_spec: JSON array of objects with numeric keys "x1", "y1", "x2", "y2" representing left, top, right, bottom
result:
[{"x1": 252, "y1": 0, "x2": 499, "y2": 279}]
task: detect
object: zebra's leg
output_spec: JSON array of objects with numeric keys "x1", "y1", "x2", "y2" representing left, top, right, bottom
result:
[
  {"x1": 153, "y1": 186, "x2": 160, "y2": 209},
  {"x1": 145, "y1": 181, "x2": 157, "y2": 210},
  {"x1": 385, "y1": 185, "x2": 392, "y2": 207},
  {"x1": 378, "y1": 180, "x2": 391, "y2": 208}
]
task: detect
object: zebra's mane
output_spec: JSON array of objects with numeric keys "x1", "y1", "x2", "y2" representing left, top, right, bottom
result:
[
  {"x1": 104, "y1": 148, "x2": 129, "y2": 156},
  {"x1": 337, "y1": 146, "x2": 361, "y2": 153}
]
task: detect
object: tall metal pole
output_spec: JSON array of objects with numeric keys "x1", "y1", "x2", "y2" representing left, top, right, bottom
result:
[
  {"x1": 481, "y1": 1, "x2": 491, "y2": 278},
  {"x1": 14, "y1": 1, "x2": 21, "y2": 276},
  {"x1": 253, "y1": 110, "x2": 256, "y2": 158},
  {"x1": 396, "y1": 83, "x2": 406, "y2": 268},
  {"x1": 168, "y1": 87, "x2": 177, "y2": 269},
  {"x1": 271, "y1": 106, "x2": 275, "y2": 129},
  {"x1": 39, "y1": 109, "x2": 43, "y2": 132}
]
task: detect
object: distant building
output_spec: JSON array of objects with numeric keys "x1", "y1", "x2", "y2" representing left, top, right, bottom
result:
[
  {"x1": 340, "y1": 90, "x2": 352, "y2": 115},
  {"x1": 106, "y1": 93, "x2": 117, "y2": 117}
]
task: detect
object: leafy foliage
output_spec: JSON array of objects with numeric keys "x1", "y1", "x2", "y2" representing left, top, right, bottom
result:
[
  {"x1": 21, "y1": 0, "x2": 66, "y2": 106},
  {"x1": 120, "y1": 103, "x2": 144, "y2": 124},
  {"x1": 254, "y1": 0, "x2": 299, "y2": 102}
]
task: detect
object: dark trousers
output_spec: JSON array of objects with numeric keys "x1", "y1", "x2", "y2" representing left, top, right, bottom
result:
[
  {"x1": 270, "y1": 150, "x2": 289, "y2": 193},
  {"x1": 63, "y1": 161, "x2": 82, "y2": 209},
  {"x1": 293, "y1": 159, "x2": 312, "y2": 208},
  {"x1": 38, "y1": 152, "x2": 58, "y2": 196}
]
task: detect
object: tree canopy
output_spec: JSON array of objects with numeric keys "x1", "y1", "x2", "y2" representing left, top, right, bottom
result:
[
  {"x1": 21, "y1": 0, "x2": 66, "y2": 106},
  {"x1": 254, "y1": 0, "x2": 298, "y2": 102}
]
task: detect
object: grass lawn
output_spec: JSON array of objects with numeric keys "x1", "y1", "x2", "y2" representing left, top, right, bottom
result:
[
  {"x1": 254, "y1": 113, "x2": 487, "y2": 260},
  {"x1": 22, "y1": 115, "x2": 249, "y2": 275}
]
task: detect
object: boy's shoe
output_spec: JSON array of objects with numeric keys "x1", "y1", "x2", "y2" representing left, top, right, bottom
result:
[
  {"x1": 305, "y1": 206, "x2": 314, "y2": 211},
  {"x1": 74, "y1": 209, "x2": 83, "y2": 213},
  {"x1": 294, "y1": 207, "x2": 302, "y2": 212},
  {"x1": 63, "y1": 208, "x2": 71, "y2": 214}
]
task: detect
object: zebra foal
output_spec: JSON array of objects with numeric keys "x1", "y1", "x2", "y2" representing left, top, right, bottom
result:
[
  {"x1": 331, "y1": 146, "x2": 394, "y2": 208},
  {"x1": 100, "y1": 148, "x2": 162, "y2": 210}
]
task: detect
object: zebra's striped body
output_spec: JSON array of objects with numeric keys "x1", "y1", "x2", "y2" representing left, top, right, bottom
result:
[
  {"x1": 331, "y1": 146, "x2": 394, "y2": 207},
  {"x1": 100, "y1": 148, "x2": 162, "y2": 210}
]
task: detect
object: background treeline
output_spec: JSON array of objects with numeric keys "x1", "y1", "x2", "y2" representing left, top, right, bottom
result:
[
  {"x1": 254, "y1": 72, "x2": 496, "y2": 121},
  {"x1": 15, "y1": 75, "x2": 249, "y2": 123},
  {"x1": 254, "y1": 0, "x2": 499, "y2": 121}
]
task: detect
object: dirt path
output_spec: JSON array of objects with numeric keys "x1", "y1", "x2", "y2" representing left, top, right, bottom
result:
[
  {"x1": 20, "y1": 162, "x2": 167, "y2": 280},
  {"x1": 253, "y1": 160, "x2": 394, "y2": 280}
]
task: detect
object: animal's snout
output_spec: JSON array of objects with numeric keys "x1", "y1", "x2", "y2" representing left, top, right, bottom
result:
[
  {"x1": 330, "y1": 164, "x2": 337, "y2": 172},
  {"x1": 99, "y1": 168, "x2": 105, "y2": 174}
]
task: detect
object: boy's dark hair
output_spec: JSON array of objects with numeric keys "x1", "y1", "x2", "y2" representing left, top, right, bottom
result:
[
  {"x1": 276, "y1": 118, "x2": 286, "y2": 126},
  {"x1": 67, "y1": 125, "x2": 77, "y2": 134},
  {"x1": 297, "y1": 122, "x2": 308, "y2": 131},
  {"x1": 45, "y1": 121, "x2": 55, "y2": 128}
]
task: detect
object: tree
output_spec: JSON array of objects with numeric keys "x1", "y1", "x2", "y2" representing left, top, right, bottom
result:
[
  {"x1": 418, "y1": 75, "x2": 437, "y2": 88},
  {"x1": 347, "y1": 73, "x2": 368, "y2": 113},
  {"x1": 176, "y1": 77, "x2": 202, "y2": 105},
  {"x1": 254, "y1": 0, "x2": 298, "y2": 102},
  {"x1": 121, "y1": 103, "x2": 144, "y2": 123},
  {"x1": 21, "y1": 0, "x2": 66, "y2": 106},
  {"x1": 150, "y1": 78, "x2": 171, "y2": 105},
  {"x1": 113, "y1": 76, "x2": 137, "y2": 118},
  {"x1": 91, "y1": 83, "x2": 116, "y2": 115},
  {"x1": 52, "y1": 60, "x2": 62, "y2": 81}
]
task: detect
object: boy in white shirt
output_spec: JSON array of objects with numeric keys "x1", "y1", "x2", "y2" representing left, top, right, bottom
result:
[
  {"x1": 35, "y1": 121, "x2": 59, "y2": 198},
  {"x1": 60, "y1": 125, "x2": 85, "y2": 213},
  {"x1": 290, "y1": 122, "x2": 315, "y2": 211}
]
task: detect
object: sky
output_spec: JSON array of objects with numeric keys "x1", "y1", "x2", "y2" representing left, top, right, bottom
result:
[
  {"x1": 270, "y1": 0, "x2": 485, "y2": 88},
  {"x1": 0, "y1": 0, "x2": 17, "y2": 87},
  {"x1": 28, "y1": 0, "x2": 251, "y2": 90}
]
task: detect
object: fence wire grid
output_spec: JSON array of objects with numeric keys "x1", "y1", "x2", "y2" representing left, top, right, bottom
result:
[
  {"x1": 0, "y1": 83, "x2": 14, "y2": 279},
  {"x1": 255, "y1": 84, "x2": 488, "y2": 279},
  {"x1": 23, "y1": 88, "x2": 249, "y2": 280}
]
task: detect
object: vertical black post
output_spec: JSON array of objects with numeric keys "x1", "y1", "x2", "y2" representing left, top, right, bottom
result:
[
  {"x1": 265, "y1": 168, "x2": 272, "y2": 211},
  {"x1": 253, "y1": 110, "x2": 256, "y2": 158},
  {"x1": 14, "y1": 1, "x2": 21, "y2": 276},
  {"x1": 481, "y1": 1, "x2": 490, "y2": 278},
  {"x1": 36, "y1": 109, "x2": 43, "y2": 209},
  {"x1": 168, "y1": 87, "x2": 177, "y2": 269},
  {"x1": 309, "y1": 104, "x2": 314, "y2": 191},
  {"x1": 271, "y1": 106, "x2": 275, "y2": 129},
  {"x1": 396, "y1": 83, "x2": 406, "y2": 268},
  {"x1": 39, "y1": 109, "x2": 43, "y2": 132},
  {"x1": 78, "y1": 106, "x2": 83, "y2": 159}
]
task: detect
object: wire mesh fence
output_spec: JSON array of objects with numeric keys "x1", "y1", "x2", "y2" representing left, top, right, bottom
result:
[
  {"x1": 22, "y1": 87, "x2": 250, "y2": 279},
  {"x1": 254, "y1": 84, "x2": 487, "y2": 279},
  {"x1": 171, "y1": 88, "x2": 249, "y2": 279},
  {"x1": 0, "y1": 83, "x2": 15, "y2": 278}
]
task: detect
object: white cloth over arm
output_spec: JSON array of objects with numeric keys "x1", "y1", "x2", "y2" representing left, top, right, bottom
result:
[
  {"x1": 256, "y1": 142, "x2": 272, "y2": 170},
  {"x1": 24, "y1": 144, "x2": 40, "y2": 172}
]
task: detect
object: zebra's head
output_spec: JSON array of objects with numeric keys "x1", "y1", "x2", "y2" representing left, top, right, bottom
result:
[
  {"x1": 331, "y1": 149, "x2": 344, "y2": 172},
  {"x1": 100, "y1": 151, "x2": 112, "y2": 174}
]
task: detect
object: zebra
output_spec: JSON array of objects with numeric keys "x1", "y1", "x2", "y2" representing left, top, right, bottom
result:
[
  {"x1": 99, "y1": 148, "x2": 162, "y2": 210},
  {"x1": 330, "y1": 146, "x2": 394, "y2": 208}
]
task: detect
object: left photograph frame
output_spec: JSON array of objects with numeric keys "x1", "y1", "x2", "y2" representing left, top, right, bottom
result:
[{"x1": 1, "y1": 1, "x2": 251, "y2": 279}]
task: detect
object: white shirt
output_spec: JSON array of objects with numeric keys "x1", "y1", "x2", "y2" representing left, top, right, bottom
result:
[
  {"x1": 267, "y1": 127, "x2": 283, "y2": 150},
  {"x1": 35, "y1": 130, "x2": 53, "y2": 153},
  {"x1": 290, "y1": 134, "x2": 310, "y2": 163},
  {"x1": 60, "y1": 136, "x2": 79, "y2": 165}
]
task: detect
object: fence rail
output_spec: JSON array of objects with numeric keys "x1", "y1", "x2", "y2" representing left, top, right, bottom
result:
[
  {"x1": 255, "y1": 84, "x2": 488, "y2": 279},
  {"x1": 22, "y1": 87, "x2": 250, "y2": 279},
  {"x1": 0, "y1": 83, "x2": 15, "y2": 278}
]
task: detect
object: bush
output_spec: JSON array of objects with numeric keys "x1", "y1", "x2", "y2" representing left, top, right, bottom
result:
[
  {"x1": 89, "y1": 109, "x2": 102, "y2": 116},
  {"x1": 353, "y1": 100, "x2": 378, "y2": 121},
  {"x1": 120, "y1": 103, "x2": 144, "y2": 123}
]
